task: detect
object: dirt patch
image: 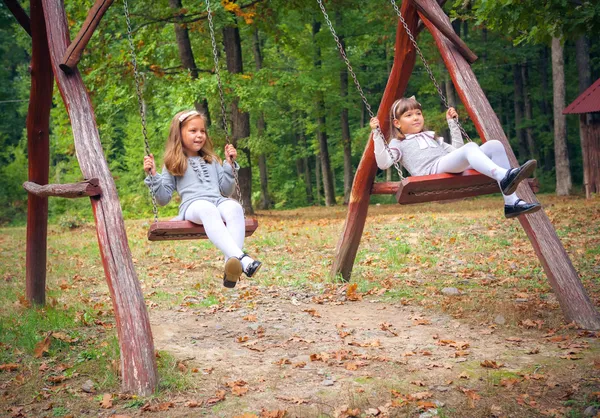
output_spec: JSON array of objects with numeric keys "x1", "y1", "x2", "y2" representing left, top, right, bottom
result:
[{"x1": 149, "y1": 283, "x2": 600, "y2": 417}]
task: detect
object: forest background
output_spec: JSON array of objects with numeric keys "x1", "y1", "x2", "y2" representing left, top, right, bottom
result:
[{"x1": 1, "y1": 0, "x2": 599, "y2": 224}]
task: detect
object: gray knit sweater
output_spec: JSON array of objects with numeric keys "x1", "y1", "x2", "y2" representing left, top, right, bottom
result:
[
  {"x1": 373, "y1": 118, "x2": 464, "y2": 176},
  {"x1": 144, "y1": 157, "x2": 239, "y2": 220}
]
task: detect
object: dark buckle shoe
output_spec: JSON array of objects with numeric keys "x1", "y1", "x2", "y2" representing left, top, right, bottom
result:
[
  {"x1": 500, "y1": 160, "x2": 537, "y2": 195},
  {"x1": 504, "y1": 199, "x2": 541, "y2": 219},
  {"x1": 239, "y1": 254, "x2": 262, "y2": 278},
  {"x1": 223, "y1": 257, "x2": 242, "y2": 288}
]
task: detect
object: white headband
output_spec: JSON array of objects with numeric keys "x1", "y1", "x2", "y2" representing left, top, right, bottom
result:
[
  {"x1": 391, "y1": 95, "x2": 419, "y2": 118},
  {"x1": 178, "y1": 110, "x2": 200, "y2": 123}
]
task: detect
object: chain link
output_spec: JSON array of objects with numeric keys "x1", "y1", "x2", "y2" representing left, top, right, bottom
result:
[
  {"x1": 205, "y1": 0, "x2": 244, "y2": 210},
  {"x1": 316, "y1": 0, "x2": 404, "y2": 180},
  {"x1": 389, "y1": 0, "x2": 472, "y2": 142},
  {"x1": 123, "y1": 0, "x2": 159, "y2": 223}
]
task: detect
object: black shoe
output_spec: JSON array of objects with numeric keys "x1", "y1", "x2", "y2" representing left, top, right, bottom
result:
[
  {"x1": 500, "y1": 160, "x2": 537, "y2": 195},
  {"x1": 504, "y1": 199, "x2": 541, "y2": 219},
  {"x1": 240, "y1": 254, "x2": 262, "y2": 278},
  {"x1": 223, "y1": 257, "x2": 243, "y2": 288}
]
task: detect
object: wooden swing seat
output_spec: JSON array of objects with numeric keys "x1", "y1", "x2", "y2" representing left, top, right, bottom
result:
[
  {"x1": 148, "y1": 218, "x2": 259, "y2": 241},
  {"x1": 371, "y1": 169, "x2": 538, "y2": 205}
]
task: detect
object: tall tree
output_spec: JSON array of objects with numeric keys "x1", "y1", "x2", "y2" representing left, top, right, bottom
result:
[
  {"x1": 575, "y1": 36, "x2": 595, "y2": 198},
  {"x1": 312, "y1": 20, "x2": 335, "y2": 206},
  {"x1": 552, "y1": 37, "x2": 571, "y2": 195},
  {"x1": 222, "y1": 14, "x2": 254, "y2": 213},
  {"x1": 168, "y1": 0, "x2": 210, "y2": 123},
  {"x1": 252, "y1": 27, "x2": 271, "y2": 210}
]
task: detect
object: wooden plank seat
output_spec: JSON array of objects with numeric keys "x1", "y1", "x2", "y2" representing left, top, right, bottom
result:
[
  {"x1": 148, "y1": 217, "x2": 259, "y2": 241},
  {"x1": 371, "y1": 169, "x2": 539, "y2": 205}
]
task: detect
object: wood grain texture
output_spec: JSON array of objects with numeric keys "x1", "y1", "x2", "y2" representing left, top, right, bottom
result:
[
  {"x1": 42, "y1": 0, "x2": 159, "y2": 393},
  {"x1": 23, "y1": 178, "x2": 101, "y2": 198},
  {"x1": 148, "y1": 218, "x2": 259, "y2": 241},
  {"x1": 331, "y1": 0, "x2": 419, "y2": 281},
  {"x1": 59, "y1": 0, "x2": 114, "y2": 73},
  {"x1": 419, "y1": 0, "x2": 600, "y2": 329},
  {"x1": 25, "y1": 0, "x2": 53, "y2": 305}
]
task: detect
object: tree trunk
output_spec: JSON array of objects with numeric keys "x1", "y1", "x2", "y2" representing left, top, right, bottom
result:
[
  {"x1": 513, "y1": 63, "x2": 527, "y2": 159},
  {"x1": 575, "y1": 36, "x2": 593, "y2": 198},
  {"x1": 315, "y1": 152, "x2": 322, "y2": 205},
  {"x1": 551, "y1": 37, "x2": 572, "y2": 195},
  {"x1": 222, "y1": 19, "x2": 253, "y2": 213},
  {"x1": 168, "y1": 0, "x2": 209, "y2": 124},
  {"x1": 300, "y1": 129, "x2": 313, "y2": 204},
  {"x1": 421, "y1": 1, "x2": 599, "y2": 329},
  {"x1": 521, "y1": 61, "x2": 536, "y2": 160},
  {"x1": 252, "y1": 27, "x2": 270, "y2": 209},
  {"x1": 26, "y1": 0, "x2": 53, "y2": 305},
  {"x1": 337, "y1": 15, "x2": 352, "y2": 205},
  {"x1": 540, "y1": 46, "x2": 551, "y2": 118},
  {"x1": 313, "y1": 20, "x2": 336, "y2": 206},
  {"x1": 42, "y1": 0, "x2": 158, "y2": 394}
]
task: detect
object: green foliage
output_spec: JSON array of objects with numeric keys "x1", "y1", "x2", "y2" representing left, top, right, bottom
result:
[{"x1": 0, "y1": 0, "x2": 597, "y2": 223}]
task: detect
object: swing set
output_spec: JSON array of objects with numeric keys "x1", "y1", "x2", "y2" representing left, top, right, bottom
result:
[{"x1": 8, "y1": 0, "x2": 600, "y2": 395}]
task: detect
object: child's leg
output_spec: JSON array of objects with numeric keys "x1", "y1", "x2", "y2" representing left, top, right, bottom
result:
[
  {"x1": 217, "y1": 199, "x2": 259, "y2": 272},
  {"x1": 217, "y1": 200, "x2": 245, "y2": 251},
  {"x1": 435, "y1": 142, "x2": 508, "y2": 182},
  {"x1": 479, "y1": 140, "x2": 522, "y2": 205},
  {"x1": 185, "y1": 200, "x2": 244, "y2": 260}
]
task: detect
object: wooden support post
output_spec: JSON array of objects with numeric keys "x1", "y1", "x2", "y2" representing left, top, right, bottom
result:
[
  {"x1": 25, "y1": 0, "x2": 53, "y2": 305},
  {"x1": 411, "y1": 0, "x2": 477, "y2": 64},
  {"x1": 2, "y1": 0, "x2": 32, "y2": 36},
  {"x1": 418, "y1": 0, "x2": 600, "y2": 329},
  {"x1": 42, "y1": 0, "x2": 158, "y2": 394},
  {"x1": 59, "y1": 0, "x2": 114, "y2": 74},
  {"x1": 331, "y1": 0, "x2": 419, "y2": 281},
  {"x1": 23, "y1": 179, "x2": 101, "y2": 198}
]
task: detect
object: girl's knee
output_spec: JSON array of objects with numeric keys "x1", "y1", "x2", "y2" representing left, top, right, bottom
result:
[
  {"x1": 463, "y1": 142, "x2": 480, "y2": 152},
  {"x1": 485, "y1": 139, "x2": 504, "y2": 151},
  {"x1": 220, "y1": 200, "x2": 243, "y2": 217}
]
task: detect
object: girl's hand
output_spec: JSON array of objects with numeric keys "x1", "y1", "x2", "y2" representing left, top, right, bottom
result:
[
  {"x1": 446, "y1": 107, "x2": 458, "y2": 120},
  {"x1": 369, "y1": 117, "x2": 380, "y2": 130},
  {"x1": 143, "y1": 154, "x2": 156, "y2": 176},
  {"x1": 225, "y1": 144, "x2": 237, "y2": 164}
]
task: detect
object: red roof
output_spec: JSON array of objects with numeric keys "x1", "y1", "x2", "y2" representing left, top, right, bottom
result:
[{"x1": 564, "y1": 77, "x2": 600, "y2": 114}]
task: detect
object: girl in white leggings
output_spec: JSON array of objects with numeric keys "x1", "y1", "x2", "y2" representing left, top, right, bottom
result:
[
  {"x1": 144, "y1": 109, "x2": 261, "y2": 288},
  {"x1": 370, "y1": 96, "x2": 540, "y2": 218}
]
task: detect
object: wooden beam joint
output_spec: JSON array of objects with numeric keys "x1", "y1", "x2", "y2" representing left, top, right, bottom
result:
[{"x1": 23, "y1": 178, "x2": 102, "y2": 198}]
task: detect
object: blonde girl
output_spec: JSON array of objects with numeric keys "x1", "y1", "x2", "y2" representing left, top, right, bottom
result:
[
  {"x1": 143, "y1": 110, "x2": 261, "y2": 287},
  {"x1": 370, "y1": 96, "x2": 540, "y2": 218}
]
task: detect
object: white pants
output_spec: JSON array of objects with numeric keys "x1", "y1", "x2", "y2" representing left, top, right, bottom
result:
[
  {"x1": 185, "y1": 199, "x2": 245, "y2": 259},
  {"x1": 435, "y1": 140, "x2": 519, "y2": 204}
]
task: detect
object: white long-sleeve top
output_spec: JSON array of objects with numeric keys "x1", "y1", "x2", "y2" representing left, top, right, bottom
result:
[{"x1": 373, "y1": 118, "x2": 464, "y2": 176}]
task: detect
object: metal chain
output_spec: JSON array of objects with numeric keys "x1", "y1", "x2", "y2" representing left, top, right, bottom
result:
[
  {"x1": 316, "y1": 0, "x2": 404, "y2": 180},
  {"x1": 205, "y1": 0, "x2": 244, "y2": 210},
  {"x1": 123, "y1": 0, "x2": 159, "y2": 223},
  {"x1": 389, "y1": 0, "x2": 472, "y2": 142}
]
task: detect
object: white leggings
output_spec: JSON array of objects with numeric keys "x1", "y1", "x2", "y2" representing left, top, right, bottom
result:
[
  {"x1": 435, "y1": 140, "x2": 518, "y2": 204},
  {"x1": 185, "y1": 199, "x2": 245, "y2": 260}
]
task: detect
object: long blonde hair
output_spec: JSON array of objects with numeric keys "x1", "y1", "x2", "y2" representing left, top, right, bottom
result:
[
  {"x1": 389, "y1": 96, "x2": 423, "y2": 140},
  {"x1": 163, "y1": 110, "x2": 220, "y2": 176}
]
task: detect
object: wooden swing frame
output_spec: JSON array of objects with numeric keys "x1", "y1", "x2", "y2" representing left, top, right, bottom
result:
[
  {"x1": 330, "y1": 0, "x2": 600, "y2": 331},
  {"x1": 5, "y1": 0, "x2": 600, "y2": 398}
]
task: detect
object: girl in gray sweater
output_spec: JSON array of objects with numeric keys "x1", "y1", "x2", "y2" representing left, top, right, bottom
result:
[
  {"x1": 370, "y1": 96, "x2": 540, "y2": 218},
  {"x1": 143, "y1": 110, "x2": 261, "y2": 288}
]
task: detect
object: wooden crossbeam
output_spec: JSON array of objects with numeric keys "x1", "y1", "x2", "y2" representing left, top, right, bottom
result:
[
  {"x1": 59, "y1": 0, "x2": 114, "y2": 74},
  {"x1": 23, "y1": 178, "x2": 102, "y2": 198},
  {"x1": 3, "y1": 0, "x2": 32, "y2": 36},
  {"x1": 412, "y1": 0, "x2": 477, "y2": 63}
]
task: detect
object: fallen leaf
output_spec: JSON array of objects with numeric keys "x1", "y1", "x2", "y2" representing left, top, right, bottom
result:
[
  {"x1": 459, "y1": 387, "x2": 481, "y2": 408},
  {"x1": 411, "y1": 380, "x2": 426, "y2": 387},
  {"x1": 232, "y1": 385, "x2": 249, "y2": 396},
  {"x1": 177, "y1": 362, "x2": 187, "y2": 372},
  {"x1": 259, "y1": 409, "x2": 287, "y2": 418},
  {"x1": 275, "y1": 395, "x2": 309, "y2": 404},
  {"x1": 185, "y1": 400, "x2": 201, "y2": 407},
  {"x1": 0, "y1": 364, "x2": 19, "y2": 371},
  {"x1": 480, "y1": 360, "x2": 503, "y2": 369},
  {"x1": 243, "y1": 315, "x2": 257, "y2": 322},
  {"x1": 205, "y1": 389, "x2": 226, "y2": 406},
  {"x1": 303, "y1": 309, "x2": 321, "y2": 318},
  {"x1": 34, "y1": 332, "x2": 53, "y2": 358},
  {"x1": 100, "y1": 393, "x2": 113, "y2": 409},
  {"x1": 346, "y1": 283, "x2": 363, "y2": 301}
]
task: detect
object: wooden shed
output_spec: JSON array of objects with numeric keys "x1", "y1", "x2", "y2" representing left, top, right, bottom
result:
[{"x1": 564, "y1": 77, "x2": 600, "y2": 198}]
